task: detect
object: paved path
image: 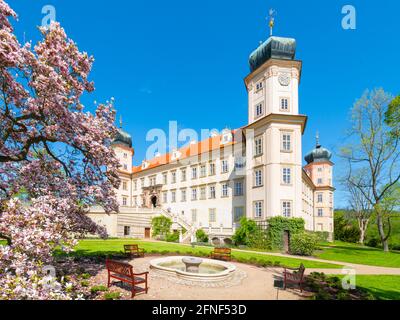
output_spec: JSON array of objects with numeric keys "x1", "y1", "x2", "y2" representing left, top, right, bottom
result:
[
  {"x1": 230, "y1": 248, "x2": 400, "y2": 275},
  {"x1": 136, "y1": 240, "x2": 400, "y2": 275}
]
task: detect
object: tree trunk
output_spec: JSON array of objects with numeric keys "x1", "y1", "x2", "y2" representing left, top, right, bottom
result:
[{"x1": 377, "y1": 214, "x2": 389, "y2": 252}]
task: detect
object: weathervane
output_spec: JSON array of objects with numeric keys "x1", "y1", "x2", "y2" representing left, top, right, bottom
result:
[
  {"x1": 316, "y1": 131, "x2": 320, "y2": 148},
  {"x1": 268, "y1": 8, "x2": 276, "y2": 36}
]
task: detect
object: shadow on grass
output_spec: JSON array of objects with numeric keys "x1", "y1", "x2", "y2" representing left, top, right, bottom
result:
[
  {"x1": 319, "y1": 245, "x2": 400, "y2": 255},
  {"x1": 360, "y1": 286, "x2": 400, "y2": 300}
]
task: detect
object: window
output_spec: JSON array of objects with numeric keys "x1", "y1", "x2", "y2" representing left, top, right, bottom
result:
[
  {"x1": 254, "y1": 201, "x2": 263, "y2": 219},
  {"x1": 171, "y1": 190, "x2": 176, "y2": 203},
  {"x1": 180, "y1": 169, "x2": 186, "y2": 182},
  {"x1": 254, "y1": 169, "x2": 263, "y2": 187},
  {"x1": 191, "y1": 209, "x2": 197, "y2": 223},
  {"x1": 122, "y1": 197, "x2": 128, "y2": 206},
  {"x1": 181, "y1": 189, "x2": 187, "y2": 202},
  {"x1": 282, "y1": 201, "x2": 292, "y2": 217},
  {"x1": 150, "y1": 176, "x2": 156, "y2": 186},
  {"x1": 209, "y1": 208, "x2": 216, "y2": 223},
  {"x1": 317, "y1": 178, "x2": 323, "y2": 185},
  {"x1": 124, "y1": 226, "x2": 130, "y2": 236},
  {"x1": 200, "y1": 165, "x2": 207, "y2": 177},
  {"x1": 234, "y1": 181, "x2": 244, "y2": 196},
  {"x1": 122, "y1": 181, "x2": 128, "y2": 191},
  {"x1": 221, "y1": 183, "x2": 229, "y2": 197},
  {"x1": 317, "y1": 193, "x2": 323, "y2": 203},
  {"x1": 140, "y1": 178, "x2": 144, "y2": 187},
  {"x1": 191, "y1": 188, "x2": 197, "y2": 201},
  {"x1": 200, "y1": 187, "x2": 206, "y2": 200},
  {"x1": 163, "y1": 173, "x2": 167, "y2": 184},
  {"x1": 163, "y1": 192, "x2": 168, "y2": 204},
  {"x1": 280, "y1": 98, "x2": 289, "y2": 111},
  {"x1": 282, "y1": 168, "x2": 291, "y2": 185},
  {"x1": 256, "y1": 81, "x2": 263, "y2": 91},
  {"x1": 209, "y1": 162, "x2": 216, "y2": 176},
  {"x1": 192, "y1": 167, "x2": 197, "y2": 179},
  {"x1": 318, "y1": 167, "x2": 323, "y2": 172},
  {"x1": 234, "y1": 207, "x2": 245, "y2": 222},
  {"x1": 318, "y1": 208, "x2": 324, "y2": 217},
  {"x1": 329, "y1": 193, "x2": 333, "y2": 204},
  {"x1": 255, "y1": 103, "x2": 264, "y2": 118},
  {"x1": 209, "y1": 185, "x2": 216, "y2": 199},
  {"x1": 281, "y1": 132, "x2": 292, "y2": 152},
  {"x1": 255, "y1": 136, "x2": 263, "y2": 156},
  {"x1": 221, "y1": 160, "x2": 229, "y2": 173},
  {"x1": 171, "y1": 171, "x2": 176, "y2": 184},
  {"x1": 123, "y1": 164, "x2": 128, "y2": 170},
  {"x1": 133, "y1": 180, "x2": 137, "y2": 191},
  {"x1": 123, "y1": 153, "x2": 128, "y2": 159},
  {"x1": 133, "y1": 196, "x2": 137, "y2": 207}
]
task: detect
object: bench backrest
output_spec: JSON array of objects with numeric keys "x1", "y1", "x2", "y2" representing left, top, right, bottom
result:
[
  {"x1": 106, "y1": 259, "x2": 133, "y2": 277},
  {"x1": 124, "y1": 244, "x2": 139, "y2": 252},
  {"x1": 214, "y1": 247, "x2": 231, "y2": 255}
]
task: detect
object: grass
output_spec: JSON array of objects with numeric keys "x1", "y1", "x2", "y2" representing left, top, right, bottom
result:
[
  {"x1": 66, "y1": 239, "x2": 342, "y2": 269},
  {"x1": 316, "y1": 241, "x2": 400, "y2": 268},
  {"x1": 333, "y1": 275, "x2": 400, "y2": 300}
]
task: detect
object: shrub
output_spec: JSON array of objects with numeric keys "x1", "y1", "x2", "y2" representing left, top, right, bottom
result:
[
  {"x1": 232, "y1": 218, "x2": 258, "y2": 246},
  {"x1": 290, "y1": 232, "x2": 318, "y2": 256},
  {"x1": 151, "y1": 216, "x2": 172, "y2": 238},
  {"x1": 334, "y1": 214, "x2": 360, "y2": 243},
  {"x1": 166, "y1": 231, "x2": 180, "y2": 243},
  {"x1": 104, "y1": 292, "x2": 121, "y2": 300},
  {"x1": 314, "y1": 231, "x2": 330, "y2": 243},
  {"x1": 195, "y1": 229, "x2": 209, "y2": 243},
  {"x1": 80, "y1": 280, "x2": 90, "y2": 287},
  {"x1": 91, "y1": 285, "x2": 108, "y2": 294},
  {"x1": 79, "y1": 273, "x2": 91, "y2": 280}
]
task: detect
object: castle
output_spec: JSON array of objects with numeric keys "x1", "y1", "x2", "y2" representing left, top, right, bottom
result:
[{"x1": 88, "y1": 33, "x2": 335, "y2": 244}]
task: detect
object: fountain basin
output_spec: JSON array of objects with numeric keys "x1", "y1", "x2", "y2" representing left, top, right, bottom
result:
[{"x1": 150, "y1": 256, "x2": 236, "y2": 282}]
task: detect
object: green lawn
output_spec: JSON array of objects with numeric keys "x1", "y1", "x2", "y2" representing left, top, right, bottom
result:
[
  {"x1": 334, "y1": 275, "x2": 400, "y2": 300},
  {"x1": 357, "y1": 276, "x2": 400, "y2": 300},
  {"x1": 316, "y1": 241, "x2": 400, "y2": 268},
  {"x1": 69, "y1": 239, "x2": 342, "y2": 269}
]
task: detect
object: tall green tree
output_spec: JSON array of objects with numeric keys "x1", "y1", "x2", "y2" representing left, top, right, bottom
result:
[{"x1": 340, "y1": 88, "x2": 400, "y2": 252}]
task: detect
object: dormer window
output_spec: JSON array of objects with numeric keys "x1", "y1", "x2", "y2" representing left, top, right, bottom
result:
[
  {"x1": 256, "y1": 81, "x2": 263, "y2": 91},
  {"x1": 220, "y1": 129, "x2": 233, "y2": 145},
  {"x1": 142, "y1": 161, "x2": 149, "y2": 170},
  {"x1": 255, "y1": 103, "x2": 264, "y2": 118},
  {"x1": 171, "y1": 149, "x2": 181, "y2": 161}
]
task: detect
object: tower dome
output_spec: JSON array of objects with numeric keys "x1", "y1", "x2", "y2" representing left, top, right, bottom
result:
[
  {"x1": 249, "y1": 36, "x2": 296, "y2": 72},
  {"x1": 112, "y1": 117, "x2": 132, "y2": 148},
  {"x1": 113, "y1": 128, "x2": 132, "y2": 148},
  {"x1": 305, "y1": 134, "x2": 332, "y2": 164}
]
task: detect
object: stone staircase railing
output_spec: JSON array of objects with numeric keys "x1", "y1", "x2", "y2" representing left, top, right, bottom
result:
[{"x1": 160, "y1": 208, "x2": 195, "y2": 244}]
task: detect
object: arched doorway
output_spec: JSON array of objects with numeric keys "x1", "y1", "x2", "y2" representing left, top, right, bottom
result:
[{"x1": 151, "y1": 195, "x2": 158, "y2": 208}]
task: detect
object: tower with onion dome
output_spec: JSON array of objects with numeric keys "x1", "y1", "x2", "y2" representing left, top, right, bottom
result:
[
  {"x1": 304, "y1": 133, "x2": 335, "y2": 236},
  {"x1": 112, "y1": 117, "x2": 134, "y2": 207}
]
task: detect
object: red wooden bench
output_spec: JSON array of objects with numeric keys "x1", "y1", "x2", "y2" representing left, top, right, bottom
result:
[
  {"x1": 283, "y1": 264, "x2": 305, "y2": 292},
  {"x1": 124, "y1": 244, "x2": 145, "y2": 258},
  {"x1": 210, "y1": 247, "x2": 232, "y2": 261},
  {"x1": 106, "y1": 259, "x2": 149, "y2": 298}
]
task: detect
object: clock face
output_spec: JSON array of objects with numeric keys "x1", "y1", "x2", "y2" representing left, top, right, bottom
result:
[{"x1": 278, "y1": 73, "x2": 291, "y2": 86}]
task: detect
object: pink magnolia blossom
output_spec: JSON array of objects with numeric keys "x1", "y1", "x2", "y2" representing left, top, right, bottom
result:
[{"x1": 0, "y1": 0, "x2": 120, "y2": 299}]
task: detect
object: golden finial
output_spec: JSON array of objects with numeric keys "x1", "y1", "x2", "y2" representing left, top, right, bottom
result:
[{"x1": 268, "y1": 8, "x2": 276, "y2": 37}]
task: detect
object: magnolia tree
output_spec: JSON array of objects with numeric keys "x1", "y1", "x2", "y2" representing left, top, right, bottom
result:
[{"x1": 0, "y1": 1, "x2": 120, "y2": 299}]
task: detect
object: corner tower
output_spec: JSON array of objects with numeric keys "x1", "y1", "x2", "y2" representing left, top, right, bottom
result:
[
  {"x1": 304, "y1": 134, "x2": 335, "y2": 235},
  {"x1": 112, "y1": 119, "x2": 134, "y2": 207},
  {"x1": 244, "y1": 17, "x2": 307, "y2": 224}
]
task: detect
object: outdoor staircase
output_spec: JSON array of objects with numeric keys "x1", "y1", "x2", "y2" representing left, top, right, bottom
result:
[{"x1": 160, "y1": 208, "x2": 196, "y2": 244}]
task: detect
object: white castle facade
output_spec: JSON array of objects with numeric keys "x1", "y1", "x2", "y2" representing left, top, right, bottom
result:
[{"x1": 88, "y1": 35, "x2": 335, "y2": 243}]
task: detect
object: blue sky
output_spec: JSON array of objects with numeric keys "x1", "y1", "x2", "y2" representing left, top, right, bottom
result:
[{"x1": 10, "y1": 0, "x2": 400, "y2": 207}]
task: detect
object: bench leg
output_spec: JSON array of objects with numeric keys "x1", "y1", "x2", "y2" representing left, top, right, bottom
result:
[{"x1": 107, "y1": 272, "x2": 111, "y2": 288}]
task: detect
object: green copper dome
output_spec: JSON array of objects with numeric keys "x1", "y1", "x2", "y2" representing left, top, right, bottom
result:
[
  {"x1": 112, "y1": 128, "x2": 132, "y2": 148},
  {"x1": 249, "y1": 36, "x2": 296, "y2": 72},
  {"x1": 305, "y1": 144, "x2": 332, "y2": 164}
]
